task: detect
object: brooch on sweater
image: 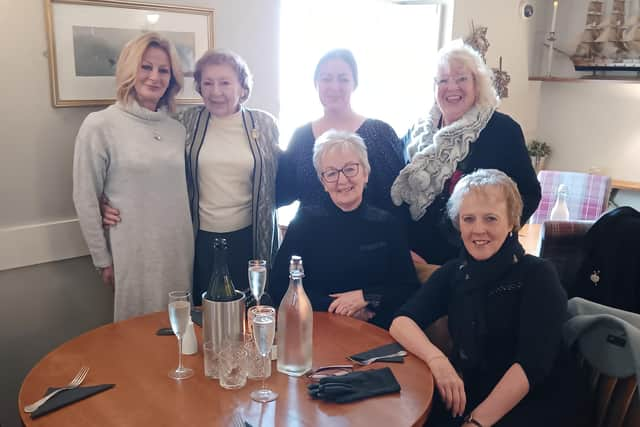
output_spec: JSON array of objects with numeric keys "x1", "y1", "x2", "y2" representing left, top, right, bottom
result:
[
  {"x1": 488, "y1": 282, "x2": 522, "y2": 296},
  {"x1": 590, "y1": 270, "x2": 601, "y2": 286}
]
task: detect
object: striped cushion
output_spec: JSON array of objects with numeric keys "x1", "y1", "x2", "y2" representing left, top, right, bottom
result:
[{"x1": 529, "y1": 171, "x2": 611, "y2": 224}]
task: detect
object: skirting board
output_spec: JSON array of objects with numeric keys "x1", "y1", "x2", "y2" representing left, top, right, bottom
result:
[{"x1": 0, "y1": 219, "x2": 89, "y2": 271}]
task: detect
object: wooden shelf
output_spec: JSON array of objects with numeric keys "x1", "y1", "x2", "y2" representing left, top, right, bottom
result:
[
  {"x1": 529, "y1": 76, "x2": 640, "y2": 83},
  {"x1": 612, "y1": 179, "x2": 640, "y2": 192}
]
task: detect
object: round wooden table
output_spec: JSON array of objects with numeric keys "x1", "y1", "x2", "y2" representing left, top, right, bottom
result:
[{"x1": 19, "y1": 311, "x2": 433, "y2": 426}]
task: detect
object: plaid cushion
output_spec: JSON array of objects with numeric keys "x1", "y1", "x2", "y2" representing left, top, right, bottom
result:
[{"x1": 529, "y1": 171, "x2": 611, "y2": 224}]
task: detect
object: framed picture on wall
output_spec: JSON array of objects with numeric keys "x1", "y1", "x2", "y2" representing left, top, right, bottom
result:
[{"x1": 44, "y1": 0, "x2": 214, "y2": 107}]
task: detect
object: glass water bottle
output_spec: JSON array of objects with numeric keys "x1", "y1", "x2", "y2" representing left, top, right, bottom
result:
[{"x1": 277, "y1": 260, "x2": 312, "y2": 376}]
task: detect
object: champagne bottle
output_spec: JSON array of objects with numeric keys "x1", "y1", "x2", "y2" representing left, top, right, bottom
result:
[
  {"x1": 550, "y1": 184, "x2": 570, "y2": 220},
  {"x1": 277, "y1": 258, "x2": 313, "y2": 377},
  {"x1": 205, "y1": 238, "x2": 239, "y2": 302}
]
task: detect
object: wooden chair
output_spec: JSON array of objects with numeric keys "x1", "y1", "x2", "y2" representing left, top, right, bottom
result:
[
  {"x1": 567, "y1": 298, "x2": 640, "y2": 427},
  {"x1": 576, "y1": 356, "x2": 640, "y2": 427}
]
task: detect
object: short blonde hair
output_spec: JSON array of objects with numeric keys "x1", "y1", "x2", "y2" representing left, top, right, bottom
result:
[
  {"x1": 193, "y1": 49, "x2": 253, "y2": 103},
  {"x1": 436, "y1": 42, "x2": 498, "y2": 110},
  {"x1": 447, "y1": 169, "x2": 523, "y2": 231},
  {"x1": 312, "y1": 130, "x2": 370, "y2": 180},
  {"x1": 115, "y1": 32, "x2": 183, "y2": 112}
]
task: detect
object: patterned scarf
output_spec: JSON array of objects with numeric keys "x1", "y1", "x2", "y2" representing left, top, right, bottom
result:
[{"x1": 390, "y1": 102, "x2": 496, "y2": 220}]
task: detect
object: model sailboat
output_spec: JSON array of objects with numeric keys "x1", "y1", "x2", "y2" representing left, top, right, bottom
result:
[{"x1": 572, "y1": 0, "x2": 640, "y2": 70}]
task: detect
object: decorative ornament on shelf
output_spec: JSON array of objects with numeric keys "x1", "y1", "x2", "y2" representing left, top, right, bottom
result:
[
  {"x1": 464, "y1": 23, "x2": 511, "y2": 99},
  {"x1": 527, "y1": 140, "x2": 552, "y2": 173}
]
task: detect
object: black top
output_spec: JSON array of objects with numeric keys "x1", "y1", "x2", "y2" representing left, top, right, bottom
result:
[
  {"x1": 407, "y1": 112, "x2": 541, "y2": 265},
  {"x1": 276, "y1": 119, "x2": 406, "y2": 219},
  {"x1": 271, "y1": 199, "x2": 419, "y2": 329},
  {"x1": 396, "y1": 234, "x2": 581, "y2": 424}
]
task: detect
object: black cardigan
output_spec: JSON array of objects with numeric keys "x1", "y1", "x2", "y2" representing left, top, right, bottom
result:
[{"x1": 396, "y1": 235, "x2": 581, "y2": 425}]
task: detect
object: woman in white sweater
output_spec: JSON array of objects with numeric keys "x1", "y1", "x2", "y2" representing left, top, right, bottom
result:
[{"x1": 73, "y1": 33, "x2": 193, "y2": 321}]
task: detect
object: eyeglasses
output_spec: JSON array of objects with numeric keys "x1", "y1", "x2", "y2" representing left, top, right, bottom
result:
[
  {"x1": 435, "y1": 74, "x2": 472, "y2": 87},
  {"x1": 305, "y1": 365, "x2": 353, "y2": 382},
  {"x1": 320, "y1": 162, "x2": 360, "y2": 183}
]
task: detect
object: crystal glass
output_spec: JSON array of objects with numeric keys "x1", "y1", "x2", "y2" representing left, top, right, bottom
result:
[
  {"x1": 250, "y1": 309, "x2": 278, "y2": 402},
  {"x1": 247, "y1": 305, "x2": 276, "y2": 338},
  {"x1": 248, "y1": 259, "x2": 267, "y2": 306},
  {"x1": 168, "y1": 290, "x2": 194, "y2": 380},
  {"x1": 219, "y1": 339, "x2": 248, "y2": 390},
  {"x1": 203, "y1": 341, "x2": 219, "y2": 379}
]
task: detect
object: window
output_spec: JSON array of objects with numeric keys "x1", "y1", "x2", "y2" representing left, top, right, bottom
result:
[
  {"x1": 278, "y1": 0, "x2": 448, "y2": 223},
  {"x1": 279, "y1": 0, "x2": 446, "y2": 145}
]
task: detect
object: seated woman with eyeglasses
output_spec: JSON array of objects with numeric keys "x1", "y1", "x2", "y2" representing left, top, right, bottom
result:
[{"x1": 270, "y1": 130, "x2": 419, "y2": 328}]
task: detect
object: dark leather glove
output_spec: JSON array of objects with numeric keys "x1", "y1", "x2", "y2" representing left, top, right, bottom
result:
[{"x1": 307, "y1": 367, "x2": 401, "y2": 403}]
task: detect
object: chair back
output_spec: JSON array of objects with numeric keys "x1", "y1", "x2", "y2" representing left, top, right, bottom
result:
[
  {"x1": 566, "y1": 298, "x2": 640, "y2": 427},
  {"x1": 529, "y1": 171, "x2": 611, "y2": 224},
  {"x1": 579, "y1": 357, "x2": 639, "y2": 427},
  {"x1": 539, "y1": 220, "x2": 594, "y2": 291}
]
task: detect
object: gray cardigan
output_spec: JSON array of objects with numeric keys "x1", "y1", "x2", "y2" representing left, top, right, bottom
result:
[
  {"x1": 565, "y1": 297, "x2": 640, "y2": 399},
  {"x1": 179, "y1": 106, "x2": 280, "y2": 265}
]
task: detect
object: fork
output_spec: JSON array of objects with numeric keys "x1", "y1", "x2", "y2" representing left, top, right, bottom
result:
[
  {"x1": 24, "y1": 366, "x2": 90, "y2": 413},
  {"x1": 349, "y1": 350, "x2": 408, "y2": 366}
]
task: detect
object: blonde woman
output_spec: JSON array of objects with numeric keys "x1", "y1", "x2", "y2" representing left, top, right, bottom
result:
[
  {"x1": 73, "y1": 32, "x2": 193, "y2": 321},
  {"x1": 391, "y1": 43, "x2": 540, "y2": 268},
  {"x1": 392, "y1": 169, "x2": 581, "y2": 426}
]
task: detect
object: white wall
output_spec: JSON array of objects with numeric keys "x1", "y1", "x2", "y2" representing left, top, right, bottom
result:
[
  {"x1": 451, "y1": 0, "x2": 543, "y2": 141},
  {"x1": 528, "y1": 0, "x2": 640, "y2": 206},
  {"x1": 0, "y1": 0, "x2": 280, "y2": 270}
]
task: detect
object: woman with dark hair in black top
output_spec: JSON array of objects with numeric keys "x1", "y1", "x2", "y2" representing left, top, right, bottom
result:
[{"x1": 277, "y1": 48, "x2": 405, "y2": 219}]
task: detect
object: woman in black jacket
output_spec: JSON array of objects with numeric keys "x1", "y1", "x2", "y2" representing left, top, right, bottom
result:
[
  {"x1": 391, "y1": 169, "x2": 580, "y2": 426},
  {"x1": 391, "y1": 43, "x2": 541, "y2": 267}
]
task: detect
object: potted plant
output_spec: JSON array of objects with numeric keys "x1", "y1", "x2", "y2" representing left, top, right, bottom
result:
[{"x1": 527, "y1": 140, "x2": 551, "y2": 173}]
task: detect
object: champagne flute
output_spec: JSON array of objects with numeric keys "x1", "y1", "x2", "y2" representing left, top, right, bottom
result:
[
  {"x1": 250, "y1": 311, "x2": 278, "y2": 402},
  {"x1": 168, "y1": 290, "x2": 194, "y2": 380},
  {"x1": 248, "y1": 259, "x2": 267, "y2": 306}
]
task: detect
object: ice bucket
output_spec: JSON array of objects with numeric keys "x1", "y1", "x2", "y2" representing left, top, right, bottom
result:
[{"x1": 202, "y1": 290, "x2": 246, "y2": 351}]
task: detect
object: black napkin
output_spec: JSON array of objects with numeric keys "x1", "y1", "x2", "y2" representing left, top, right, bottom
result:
[
  {"x1": 348, "y1": 342, "x2": 405, "y2": 363},
  {"x1": 307, "y1": 367, "x2": 401, "y2": 403},
  {"x1": 30, "y1": 384, "x2": 115, "y2": 419}
]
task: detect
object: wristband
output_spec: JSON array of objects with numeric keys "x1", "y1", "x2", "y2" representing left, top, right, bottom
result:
[{"x1": 464, "y1": 414, "x2": 484, "y2": 427}]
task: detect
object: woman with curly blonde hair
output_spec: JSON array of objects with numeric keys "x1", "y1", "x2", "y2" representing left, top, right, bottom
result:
[{"x1": 391, "y1": 42, "x2": 541, "y2": 270}]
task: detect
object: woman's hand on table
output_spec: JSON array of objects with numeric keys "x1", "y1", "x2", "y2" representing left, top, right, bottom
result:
[
  {"x1": 328, "y1": 290, "x2": 367, "y2": 317},
  {"x1": 351, "y1": 307, "x2": 376, "y2": 321},
  {"x1": 429, "y1": 356, "x2": 466, "y2": 418}
]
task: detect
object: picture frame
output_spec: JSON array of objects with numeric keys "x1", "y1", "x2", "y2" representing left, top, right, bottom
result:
[{"x1": 44, "y1": 0, "x2": 214, "y2": 107}]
